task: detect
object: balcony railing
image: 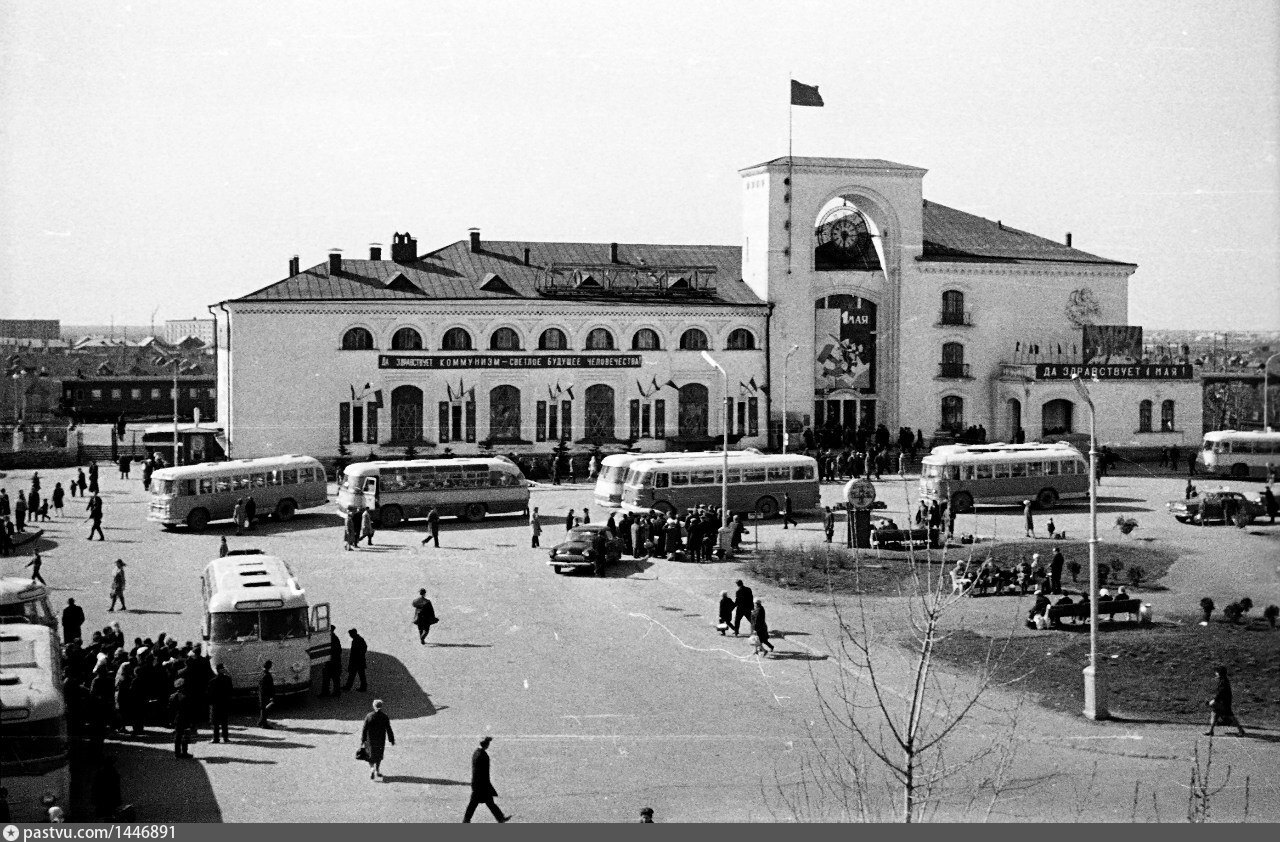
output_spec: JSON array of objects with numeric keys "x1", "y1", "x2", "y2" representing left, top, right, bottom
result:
[
  {"x1": 937, "y1": 309, "x2": 973, "y2": 327},
  {"x1": 938, "y1": 362, "x2": 971, "y2": 379}
]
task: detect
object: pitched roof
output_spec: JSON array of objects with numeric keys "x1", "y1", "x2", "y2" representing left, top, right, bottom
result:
[
  {"x1": 232, "y1": 241, "x2": 764, "y2": 306},
  {"x1": 920, "y1": 201, "x2": 1132, "y2": 266}
]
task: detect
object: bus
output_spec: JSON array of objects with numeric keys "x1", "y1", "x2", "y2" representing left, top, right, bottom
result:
[
  {"x1": 337, "y1": 457, "x2": 530, "y2": 527},
  {"x1": 149, "y1": 454, "x2": 329, "y2": 530},
  {"x1": 593, "y1": 449, "x2": 762, "y2": 509},
  {"x1": 620, "y1": 453, "x2": 820, "y2": 517},
  {"x1": 1199, "y1": 430, "x2": 1280, "y2": 479},
  {"x1": 919, "y1": 441, "x2": 1088, "y2": 512},
  {"x1": 0, "y1": 578, "x2": 56, "y2": 632},
  {"x1": 0, "y1": 624, "x2": 69, "y2": 822},
  {"x1": 200, "y1": 551, "x2": 331, "y2": 697}
]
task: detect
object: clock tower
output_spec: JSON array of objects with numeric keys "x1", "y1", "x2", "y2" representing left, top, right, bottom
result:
[{"x1": 739, "y1": 156, "x2": 927, "y2": 447}]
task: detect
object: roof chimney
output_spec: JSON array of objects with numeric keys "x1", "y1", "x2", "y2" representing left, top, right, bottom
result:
[
  {"x1": 1065, "y1": 232, "x2": 1072, "y2": 247},
  {"x1": 469, "y1": 228, "x2": 481, "y2": 253},
  {"x1": 288, "y1": 255, "x2": 300, "y2": 276},
  {"x1": 369, "y1": 243, "x2": 383, "y2": 260},
  {"x1": 328, "y1": 249, "x2": 342, "y2": 275},
  {"x1": 997, "y1": 220, "x2": 1003, "y2": 230},
  {"x1": 610, "y1": 242, "x2": 619, "y2": 263},
  {"x1": 390, "y1": 232, "x2": 417, "y2": 263},
  {"x1": 523, "y1": 248, "x2": 531, "y2": 266}
]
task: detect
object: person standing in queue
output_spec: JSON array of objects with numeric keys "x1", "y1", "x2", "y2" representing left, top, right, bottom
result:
[
  {"x1": 732, "y1": 579, "x2": 754, "y2": 636},
  {"x1": 344, "y1": 628, "x2": 368, "y2": 692},
  {"x1": 209, "y1": 664, "x2": 232, "y2": 744},
  {"x1": 319, "y1": 627, "x2": 343, "y2": 698},
  {"x1": 62, "y1": 598, "x2": 85, "y2": 643},
  {"x1": 420, "y1": 507, "x2": 440, "y2": 548},
  {"x1": 360, "y1": 699, "x2": 395, "y2": 780},
  {"x1": 463, "y1": 736, "x2": 511, "y2": 823},
  {"x1": 169, "y1": 678, "x2": 193, "y2": 758}
]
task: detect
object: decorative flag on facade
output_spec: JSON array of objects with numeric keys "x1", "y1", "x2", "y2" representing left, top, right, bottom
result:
[{"x1": 790, "y1": 80, "x2": 824, "y2": 107}]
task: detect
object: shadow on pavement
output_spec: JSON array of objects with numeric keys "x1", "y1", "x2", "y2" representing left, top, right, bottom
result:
[
  {"x1": 379, "y1": 775, "x2": 468, "y2": 786},
  {"x1": 767, "y1": 650, "x2": 829, "y2": 661},
  {"x1": 101, "y1": 739, "x2": 224, "y2": 822},
  {"x1": 287, "y1": 651, "x2": 442, "y2": 721}
]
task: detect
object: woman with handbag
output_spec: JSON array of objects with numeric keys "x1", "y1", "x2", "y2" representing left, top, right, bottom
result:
[{"x1": 359, "y1": 699, "x2": 395, "y2": 780}]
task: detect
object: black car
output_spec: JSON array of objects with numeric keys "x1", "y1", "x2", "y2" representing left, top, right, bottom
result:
[
  {"x1": 548, "y1": 524, "x2": 623, "y2": 575},
  {"x1": 1167, "y1": 490, "x2": 1261, "y2": 525}
]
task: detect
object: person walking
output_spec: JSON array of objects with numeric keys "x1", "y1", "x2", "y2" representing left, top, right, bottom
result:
[
  {"x1": 732, "y1": 579, "x2": 754, "y2": 636},
  {"x1": 51, "y1": 482, "x2": 64, "y2": 516},
  {"x1": 1049, "y1": 547, "x2": 1065, "y2": 594},
  {"x1": 343, "y1": 508, "x2": 359, "y2": 551},
  {"x1": 169, "y1": 678, "x2": 193, "y2": 758},
  {"x1": 108, "y1": 560, "x2": 127, "y2": 612},
  {"x1": 565, "y1": 508, "x2": 575, "y2": 533},
  {"x1": 360, "y1": 699, "x2": 396, "y2": 780},
  {"x1": 717, "y1": 591, "x2": 734, "y2": 635},
  {"x1": 360, "y1": 507, "x2": 376, "y2": 547},
  {"x1": 420, "y1": 507, "x2": 440, "y2": 547},
  {"x1": 529, "y1": 507, "x2": 542, "y2": 548},
  {"x1": 319, "y1": 627, "x2": 343, "y2": 698},
  {"x1": 208, "y1": 664, "x2": 232, "y2": 743},
  {"x1": 1205, "y1": 666, "x2": 1247, "y2": 737},
  {"x1": 1263, "y1": 485, "x2": 1278, "y2": 524},
  {"x1": 25, "y1": 552, "x2": 46, "y2": 585},
  {"x1": 88, "y1": 461, "x2": 100, "y2": 495},
  {"x1": 463, "y1": 736, "x2": 511, "y2": 823},
  {"x1": 823, "y1": 506, "x2": 835, "y2": 543},
  {"x1": 344, "y1": 629, "x2": 368, "y2": 692},
  {"x1": 218, "y1": 536, "x2": 229, "y2": 558},
  {"x1": 750, "y1": 599, "x2": 775, "y2": 655},
  {"x1": 257, "y1": 660, "x2": 276, "y2": 728},
  {"x1": 412, "y1": 589, "x2": 438, "y2": 645},
  {"x1": 782, "y1": 492, "x2": 798, "y2": 529},
  {"x1": 1023, "y1": 500, "x2": 1035, "y2": 538},
  {"x1": 61, "y1": 598, "x2": 85, "y2": 643},
  {"x1": 232, "y1": 498, "x2": 246, "y2": 536},
  {"x1": 87, "y1": 492, "x2": 105, "y2": 541}
]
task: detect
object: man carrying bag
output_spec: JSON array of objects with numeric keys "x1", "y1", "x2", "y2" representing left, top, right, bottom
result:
[{"x1": 412, "y1": 588, "x2": 439, "y2": 645}]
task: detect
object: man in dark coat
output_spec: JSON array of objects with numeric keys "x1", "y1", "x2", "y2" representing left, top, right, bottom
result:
[
  {"x1": 463, "y1": 736, "x2": 511, "y2": 823},
  {"x1": 87, "y1": 492, "x2": 105, "y2": 541},
  {"x1": 319, "y1": 628, "x2": 342, "y2": 697},
  {"x1": 751, "y1": 599, "x2": 775, "y2": 654},
  {"x1": 1049, "y1": 547, "x2": 1065, "y2": 594},
  {"x1": 62, "y1": 598, "x2": 85, "y2": 642},
  {"x1": 208, "y1": 664, "x2": 232, "y2": 743},
  {"x1": 732, "y1": 579, "x2": 754, "y2": 636},
  {"x1": 421, "y1": 507, "x2": 441, "y2": 547},
  {"x1": 412, "y1": 589, "x2": 438, "y2": 645},
  {"x1": 782, "y1": 493, "x2": 798, "y2": 529},
  {"x1": 257, "y1": 660, "x2": 276, "y2": 728},
  {"x1": 344, "y1": 628, "x2": 368, "y2": 691},
  {"x1": 169, "y1": 678, "x2": 193, "y2": 757},
  {"x1": 823, "y1": 506, "x2": 835, "y2": 543},
  {"x1": 1205, "y1": 667, "x2": 1246, "y2": 737}
]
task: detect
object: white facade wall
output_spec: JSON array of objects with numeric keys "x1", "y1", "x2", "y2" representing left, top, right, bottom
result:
[{"x1": 994, "y1": 376, "x2": 1202, "y2": 448}]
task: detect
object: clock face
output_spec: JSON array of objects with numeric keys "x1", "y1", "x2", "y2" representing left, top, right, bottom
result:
[{"x1": 817, "y1": 208, "x2": 871, "y2": 252}]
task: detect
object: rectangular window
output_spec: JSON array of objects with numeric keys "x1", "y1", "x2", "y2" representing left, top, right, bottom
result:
[
  {"x1": 561, "y1": 401, "x2": 572, "y2": 441},
  {"x1": 748, "y1": 398, "x2": 759, "y2": 436},
  {"x1": 743, "y1": 467, "x2": 766, "y2": 484},
  {"x1": 92, "y1": 389, "x2": 102, "y2": 401},
  {"x1": 152, "y1": 388, "x2": 162, "y2": 400},
  {"x1": 654, "y1": 399, "x2": 666, "y2": 438},
  {"x1": 251, "y1": 473, "x2": 267, "y2": 488},
  {"x1": 994, "y1": 463, "x2": 1011, "y2": 479},
  {"x1": 267, "y1": 470, "x2": 281, "y2": 486},
  {"x1": 725, "y1": 468, "x2": 741, "y2": 483},
  {"x1": 690, "y1": 469, "x2": 717, "y2": 485},
  {"x1": 629, "y1": 400, "x2": 641, "y2": 440},
  {"x1": 726, "y1": 397, "x2": 734, "y2": 434},
  {"x1": 536, "y1": 401, "x2": 547, "y2": 441},
  {"x1": 548, "y1": 400, "x2": 558, "y2": 440},
  {"x1": 1161, "y1": 401, "x2": 1175, "y2": 432},
  {"x1": 1027, "y1": 461, "x2": 1045, "y2": 477},
  {"x1": 450, "y1": 404, "x2": 463, "y2": 440},
  {"x1": 339, "y1": 402, "x2": 351, "y2": 445},
  {"x1": 642, "y1": 403, "x2": 652, "y2": 437},
  {"x1": 189, "y1": 388, "x2": 200, "y2": 399},
  {"x1": 366, "y1": 403, "x2": 378, "y2": 444},
  {"x1": 233, "y1": 475, "x2": 250, "y2": 491},
  {"x1": 438, "y1": 402, "x2": 450, "y2": 443},
  {"x1": 130, "y1": 388, "x2": 142, "y2": 400},
  {"x1": 961, "y1": 464, "x2": 975, "y2": 480},
  {"x1": 976, "y1": 464, "x2": 993, "y2": 480},
  {"x1": 352, "y1": 405, "x2": 364, "y2": 444},
  {"x1": 736, "y1": 401, "x2": 746, "y2": 435},
  {"x1": 654, "y1": 473, "x2": 669, "y2": 489},
  {"x1": 767, "y1": 466, "x2": 790, "y2": 481},
  {"x1": 179, "y1": 479, "x2": 196, "y2": 496},
  {"x1": 1011, "y1": 462, "x2": 1027, "y2": 477},
  {"x1": 670, "y1": 471, "x2": 689, "y2": 486},
  {"x1": 198, "y1": 477, "x2": 214, "y2": 495},
  {"x1": 208, "y1": 388, "x2": 216, "y2": 399},
  {"x1": 465, "y1": 401, "x2": 476, "y2": 442},
  {"x1": 111, "y1": 388, "x2": 122, "y2": 400}
]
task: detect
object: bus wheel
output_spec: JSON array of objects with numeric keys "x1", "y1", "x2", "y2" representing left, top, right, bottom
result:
[
  {"x1": 1231, "y1": 463, "x2": 1250, "y2": 479},
  {"x1": 186, "y1": 509, "x2": 210, "y2": 531},
  {"x1": 463, "y1": 502, "x2": 486, "y2": 522},
  {"x1": 1036, "y1": 488, "x2": 1058, "y2": 510},
  {"x1": 755, "y1": 496, "x2": 779, "y2": 518},
  {"x1": 553, "y1": 565, "x2": 563, "y2": 574},
  {"x1": 379, "y1": 505, "x2": 403, "y2": 528},
  {"x1": 951, "y1": 492, "x2": 974, "y2": 514},
  {"x1": 653, "y1": 501, "x2": 674, "y2": 516},
  {"x1": 275, "y1": 499, "x2": 297, "y2": 521}
]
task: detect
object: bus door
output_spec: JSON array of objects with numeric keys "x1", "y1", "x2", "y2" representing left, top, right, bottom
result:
[
  {"x1": 307, "y1": 603, "x2": 332, "y2": 670},
  {"x1": 361, "y1": 476, "x2": 378, "y2": 510}
]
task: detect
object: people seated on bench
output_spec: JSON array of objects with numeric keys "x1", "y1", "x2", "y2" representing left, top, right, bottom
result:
[
  {"x1": 1098, "y1": 588, "x2": 1113, "y2": 602},
  {"x1": 1026, "y1": 589, "x2": 1051, "y2": 628},
  {"x1": 1052, "y1": 594, "x2": 1076, "y2": 626}
]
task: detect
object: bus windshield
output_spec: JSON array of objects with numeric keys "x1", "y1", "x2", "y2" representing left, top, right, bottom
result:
[
  {"x1": 261, "y1": 607, "x2": 309, "y2": 641},
  {"x1": 210, "y1": 612, "x2": 260, "y2": 643}
]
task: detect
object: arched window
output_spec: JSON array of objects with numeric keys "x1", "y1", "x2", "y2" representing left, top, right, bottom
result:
[
  {"x1": 941, "y1": 290, "x2": 966, "y2": 325},
  {"x1": 489, "y1": 327, "x2": 521, "y2": 351},
  {"x1": 941, "y1": 396, "x2": 964, "y2": 432},
  {"x1": 391, "y1": 327, "x2": 423, "y2": 351},
  {"x1": 1138, "y1": 400, "x2": 1153, "y2": 433},
  {"x1": 631, "y1": 328, "x2": 661, "y2": 351},
  {"x1": 677, "y1": 383, "x2": 709, "y2": 438},
  {"x1": 341, "y1": 327, "x2": 374, "y2": 351},
  {"x1": 1161, "y1": 399, "x2": 1176, "y2": 432},
  {"x1": 1042, "y1": 399, "x2": 1074, "y2": 436},
  {"x1": 390, "y1": 385, "x2": 424, "y2": 443},
  {"x1": 489, "y1": 385, "x2": 521, "y2": 440},
  {"x1": 726, "y1": 328, "x2": 756, "y2": 350},
  {"x1": 679, "y1": 328, "x2": 709, "y2": 350},
  {"x1": 940, "y1": 342, "x2": 966, "y2": 377},
  {"x1": 538, "y1": 328, "x2": 568, "y2": 350},
  {"x1": 441, "y1": 327, "x2": 473, "y2": 351},
  {"x1": 584, "y1": 384, "x2": 616, "y2": 441},
  {"x1": 585, "y1": 328, "x2": 615, "y2": 350}
]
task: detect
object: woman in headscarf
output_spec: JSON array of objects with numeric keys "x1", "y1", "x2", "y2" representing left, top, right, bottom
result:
[
  {"x1": 360, "y1": 699, "x2": 395, "y2": 780},
  {"x1": 360, "y1": 507, "x2": 376, "y2": 547},
  {"x1": 1206, "y1": 667, "x2": 1247, "y2": 737},
  {"x1": 717, "y1": 591, "x2": 734, "y2": 636}
]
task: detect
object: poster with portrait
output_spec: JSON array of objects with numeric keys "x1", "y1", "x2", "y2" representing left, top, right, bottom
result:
[
  {"x1": 1081, "y1": 325, "x2": 1143, "y2": 365},
  {"x1": 814, "y1": 295, "x2": 876, "y2": 393}
]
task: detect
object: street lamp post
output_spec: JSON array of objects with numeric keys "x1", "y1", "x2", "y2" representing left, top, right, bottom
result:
[
  {"x1": 781, "y1": 344, "x2": 800, "y2": 452},
  {"x1": 1263, "y1": 351, "x2": 1280, "y2": 432},
  {"x1": 1072, "y1": 374, "x2": 1108, "y2": 721},
  {"x1": 701, "y1": 351, "x2": 732, "y2": 556}
]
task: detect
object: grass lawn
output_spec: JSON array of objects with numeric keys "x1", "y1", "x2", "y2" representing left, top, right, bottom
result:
[
  {"x1": 742, "y1": 539, "x2": 1181, "y2": 597},
  {"x1": 933, "y1": 618, "x2": 1280, "y2": 727}
]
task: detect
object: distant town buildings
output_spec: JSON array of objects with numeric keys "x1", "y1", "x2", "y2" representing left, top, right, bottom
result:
[{"x1": 164, "y1": 318, "x2": 215, "y2": 345}]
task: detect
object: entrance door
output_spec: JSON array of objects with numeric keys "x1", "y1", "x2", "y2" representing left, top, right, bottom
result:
[
  {"x1": 678, "y1": 383, "x2": 709, "y2": 438},
  {"x1": 390, "y1": 385, "x2": 424, "y2": 443},
  {"x1": 1008, "y1": 398, "x2": 1022, "y2": 442}
]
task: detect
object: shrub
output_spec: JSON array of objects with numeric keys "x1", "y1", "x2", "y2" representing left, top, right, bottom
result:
[
  {"x1": 1199, "y1": 597, "x2": 1215, "y2": 623},
  {"x1": 1068, "y1": 560, "x2": 1082, "y2": 583},
  {"x1": 1239, "y1": 597, "x2": 1253, "y2": 614},
  {"x1": 1110, "y1": 559, "x2": 1124, "y2": 574},
  {"x1": 1264, "y1": 605, "x2": 1279, "y2": 629},
  {"x1": 1223, "y1": 602, "x2": 1244, "y2": 624},
  {"x1": 1126, "y1": 565, "x2": 1145, "y2": 588}
]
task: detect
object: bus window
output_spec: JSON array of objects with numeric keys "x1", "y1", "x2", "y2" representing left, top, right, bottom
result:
[
  {"x1": 1027, "y1": 462, "x2": 1045, "y2": 477},
  {"x1": 767, "y1": 466, "x2": 790, "y2": 482},
  {"x1": 199, "y1": 477, "x2": 214, "y2": 495},
  {"x1": 233, "y1": 475, "x2": 250, "y2": 491},
  {"x1": 158, "y1": 479, "x2": 176, "y2": 495},
  {"x1": 976, "y1": 464, "x2": 993, "y2": 480},
  {"x1": 180, "y1": 479, "x2": 197, "y2": 496},
  {"x1": 261, "y1": 607, "x2": 309, "y2": 641},
  {"x1": 993, "y1": 463, "x2": 1011, "y2": 479},
  {"x1": 1202, "y1": 440, "x2": 1213, "y2": 451},
  {"x1": 1215, "y1": 442, "x2": 1229, "y2": 454},
  {"x1": 283, "y1": 469, "x2": 298, "y2": 485},
  {"x1": 924, "y1": 464, "x2": 941, "y2": 479},
  {"x1": 961, "y1": 465, "x2": 975, "y2": 481},
  {"x1": 215, "y1": 476, "x2": 231, "y2": 493},
  {"x1": 670, "y1": 471, "x2": 689, "y2": 486},
  {"x1": 1046, "y1": 461, "x2": 1060, "y2": 476},
  {"x1": 251, "y1": 473, "x2": 267, "y2": 488},
  {"x1": 1064, "y1": 461, "x2": 1078, "y2": 475},
  {"x1": 725, "y1": 469, "x2": 741, "y2": 484},
  {"x1": 267, "y1": 470, "x2": 282, "y2": 486},
  {"x1": 654, "y1": 473, "x2": 669, "y2": 489},
  {"x1": 792, "y1": 465, "x2": 815, "y2": 480},
  {"x1": 744, "y1": 467, "x2": 766, "y2": 484},
  {"x1": 1011, "y1": 463, "x2": 1027, "y2": 478},
  {"x1": 690, "y1": 469, "x2": 716, "y2": 485},
  {"x1": 210, "y1": 612, "x2": 259, "y2": 643},
  {"x1": 945, "y1": 466, "x2": 960, "y2": 480}
]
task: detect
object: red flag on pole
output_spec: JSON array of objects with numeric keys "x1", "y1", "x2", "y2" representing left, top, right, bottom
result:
[{"x1": 790, "y1": 79, "x2": 824, "y2": 107}]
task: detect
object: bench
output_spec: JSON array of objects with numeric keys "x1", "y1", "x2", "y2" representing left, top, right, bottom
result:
[
  {"x1": 1046, "y1": 598, "x2": 1141, "y2": 626},
  {"x1": 872, "y1": 527, "x2": 936, "y2": 550}
]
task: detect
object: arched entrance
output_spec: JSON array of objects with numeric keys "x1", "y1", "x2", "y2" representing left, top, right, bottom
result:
[
  {"x1": 489, "y1": 385, "x2": 521, "y2": 440},
  {"x1": 1007, "y1": 398, "x2": 1022, "y2": 443},
  {"x1": 390, "y1": 385, "x2": 423, "y2": 443},
  {"x1": 1041, "y1": 399, "x2": 1074, "y2": 436},
  {"x1": 677, "y1": 383, "x2": 709, "y2": 439},
  {"x1": 584, "y1": 384, "x2": 615, "y2": 441}
]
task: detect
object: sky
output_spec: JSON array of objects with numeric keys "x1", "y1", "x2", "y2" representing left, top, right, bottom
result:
[{"x1": 1, "y1": 0, "x2": 1277, "y2": 330}]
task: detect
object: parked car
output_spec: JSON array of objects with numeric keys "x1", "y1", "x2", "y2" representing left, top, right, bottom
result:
[
  {"x1": 548, "y1": 524, "x2": 623, "y2": 575},
  {"x1": 1167, "y1": 489, "x2": 1261, "y2": 525}
]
